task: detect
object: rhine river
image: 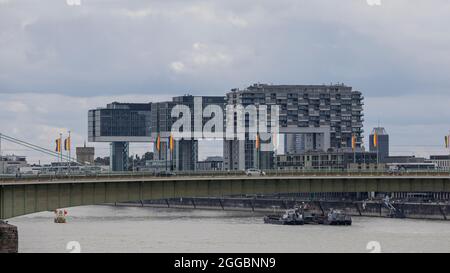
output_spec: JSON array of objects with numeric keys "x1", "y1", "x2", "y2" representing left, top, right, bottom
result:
[{"x1": 8, "y1": 205, "x2": 450, "y2": 253}]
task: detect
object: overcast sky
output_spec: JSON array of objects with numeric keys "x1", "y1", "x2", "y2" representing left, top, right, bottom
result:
[{"x1": 1, "y1": 0, "x2": 450, "y2": 163}]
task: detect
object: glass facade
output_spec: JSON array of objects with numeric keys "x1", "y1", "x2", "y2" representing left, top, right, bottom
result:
[
  {"x1": 88, "y1": 103, "x2": 152, "y2": 142},
  {"x1": 89, "y1": 97, "x2": 225, "y2": 142},
  {"x1": 110, "y1": 142, "x2": 129, "y2": 172}
]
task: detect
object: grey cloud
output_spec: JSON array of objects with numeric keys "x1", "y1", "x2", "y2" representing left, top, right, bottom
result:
[
  {"x1": 1, "y1": 0, "x2": 450, "y2": 97},
  {"x1": 364, "y1": 95, "x2": 450, "y2": 157},
  {"x1": 0, "y1": 93, "x2": 171, "y2": 163}
]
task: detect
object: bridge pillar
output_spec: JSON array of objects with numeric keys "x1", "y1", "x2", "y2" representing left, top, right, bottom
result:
[
  {"x1": 0, "y1": 221, "x2": 18, "y2": 253},
  {"x1": 174, "y1": 140, "x2": 198, "y2": 171},
  {"x1": 110, "y1": 142, "x2": 129, "y2": 172}
]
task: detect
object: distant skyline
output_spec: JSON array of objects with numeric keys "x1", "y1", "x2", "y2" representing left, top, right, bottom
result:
[{"x1": 1, "y1": 0, "x2": 450, "y2": 163}]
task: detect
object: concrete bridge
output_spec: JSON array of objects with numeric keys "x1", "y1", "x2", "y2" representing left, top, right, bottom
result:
[{"x1": 1, "y1": 174, "x2": 450, "y2": 220}]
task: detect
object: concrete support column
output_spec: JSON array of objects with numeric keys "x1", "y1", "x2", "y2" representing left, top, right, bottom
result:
[
  {"x1": 0, "y1": 221, "x2": 18, "y2": 253},
  {"x1": 284, "y1": 134, "x2": 297, "y2": 154},
  {"x1": 175, "y1": 140, "x2": 198, "y2": 171},
  {"x1": 223, "y1": 139, "x2": 245, "y2": 170},
  {"x1": 110, "y1": 142, "x2": 129, "y2": 172}
]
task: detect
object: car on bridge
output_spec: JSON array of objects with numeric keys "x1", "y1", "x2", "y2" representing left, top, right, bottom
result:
[
  {"x1": 245, "y1": 169, "x2": 266, "y2": 176},
  {"x1": 154, "y1": 170, "x2": 177, "y2": 177}
]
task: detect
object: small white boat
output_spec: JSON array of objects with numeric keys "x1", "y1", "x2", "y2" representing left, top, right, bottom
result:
[{"x1": 54, "y1": 209, "x2": 67, "y2": 224}]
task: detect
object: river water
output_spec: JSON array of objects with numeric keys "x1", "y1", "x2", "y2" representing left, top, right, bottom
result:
[{"x1": 8, "y1": 205, "x2": 450, "y2": 253}]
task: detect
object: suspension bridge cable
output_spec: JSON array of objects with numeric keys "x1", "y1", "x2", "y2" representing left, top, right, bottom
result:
[
  {"x1": 1, "y1": 133, "x2": 64, "y2": 157},
  {"x1": 1, "y1": 137, "x2": 70, "y2": 161},
  {"x1": 0, "y1": 133, "x2": 79, "y2": 163}
]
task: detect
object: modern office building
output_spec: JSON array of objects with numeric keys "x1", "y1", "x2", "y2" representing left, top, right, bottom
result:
[
  {"x1": 196, "y1": 156, "x2": 224, "y2": 171},
  {"x1": 88, "y1": 84, "x2": 365, "y2": 172},
  {"x1": 369, "y1": 127, "x2": 389, "y2": 162},
  {"x1": 89, "y1": 102, "x2": 152, "y2": 171},
  {"x1": 88, "y1": 96, "x2": 225, "y2": 172},
  {"x1": 275, "y1": 150, "x2": 378, "y2": 171},
  {"x1": 89, "y1": 102, "x2": 153, "y2": 142},
  {"x1": 382, "y1": 155, "x2": 436, "y2": 171},
  {"x1": 149, "y1": 95, "x2": 226, "y2": 171},
  {"x1": 223, "y1": 83, "x2": 364, "y2": 170},
  {"x1": 166, "y1": 95, "x2": 225, "y2": 171},
  {"x1": 383, "y1": 155, "x2": 427, "y2": 164},
  {"x1": 0, "y1": 155, "x2": 28, "y2": 174},
  {"x1": 429, "y1": 155, "x2": 450, "y2": 171}
]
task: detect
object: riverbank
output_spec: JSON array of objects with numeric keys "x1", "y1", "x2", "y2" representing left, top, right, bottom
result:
[{"x1": 110, "y1": 197, "x2": 450, "y2": 221}]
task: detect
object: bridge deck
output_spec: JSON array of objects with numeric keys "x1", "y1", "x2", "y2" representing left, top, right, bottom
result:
[
  {"x1": 1, "y1": 174, "x2": 450, "y2": 186},
  {"x1": 1, "y1": 175, "x2": 450, "y2": 220}
]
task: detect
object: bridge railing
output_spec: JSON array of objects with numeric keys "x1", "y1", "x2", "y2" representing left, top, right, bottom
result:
[{"x1": 1, "y1": 168, "x2": 449, "y2": 183}]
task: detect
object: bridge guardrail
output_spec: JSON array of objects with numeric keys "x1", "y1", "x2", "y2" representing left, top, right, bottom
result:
[{"x1": 1, "y1": 168, "x2": 449, "y2": 183}]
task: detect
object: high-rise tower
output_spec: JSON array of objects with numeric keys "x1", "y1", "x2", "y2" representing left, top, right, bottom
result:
[{"x1": 369, "y1": 127, "x2": 389, "y2": 162}]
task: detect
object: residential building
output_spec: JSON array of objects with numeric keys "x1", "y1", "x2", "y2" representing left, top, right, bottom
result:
[{"x1": 224, "y1": 83, "x2": 364, "y2": 170}]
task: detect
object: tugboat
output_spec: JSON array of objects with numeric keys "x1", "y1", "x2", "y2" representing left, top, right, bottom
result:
[
  {"x1": 264, "y1": 208, "x2": 304, "y2": 225},
  {"x1": 296, "y1": 203, "x2": 322, "y2": 225}
]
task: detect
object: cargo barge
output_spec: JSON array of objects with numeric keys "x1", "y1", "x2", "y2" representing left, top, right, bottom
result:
[
  {"x1": 263, "y1": 204, "x2": 352, "y2": 226},
  {"x1": 264, "y1": 208, "x2": 304, "y2": 225}
]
